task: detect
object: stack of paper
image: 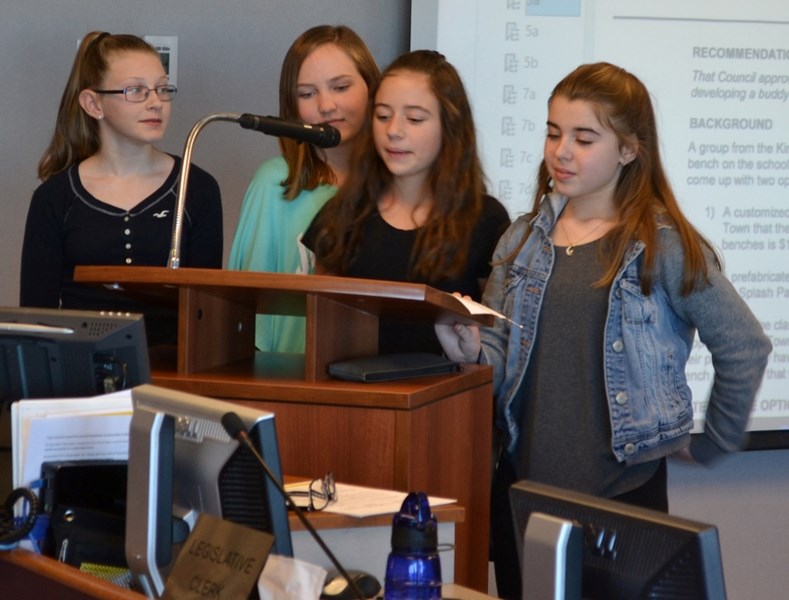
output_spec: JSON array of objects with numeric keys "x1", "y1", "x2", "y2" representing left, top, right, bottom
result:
[{"x1": 11, "y1": 390, "x2": 133, "y2": 490}]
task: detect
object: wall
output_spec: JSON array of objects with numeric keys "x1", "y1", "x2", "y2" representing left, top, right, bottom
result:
[
  {"x1": 0, "y1": 0, "x2": 410, "y2": 307},
  {"x1": 668, "y1": 450, "x2": 789, "y2": 600}
]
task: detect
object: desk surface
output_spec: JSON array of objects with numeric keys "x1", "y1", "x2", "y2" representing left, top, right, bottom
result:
[
  {"x1": 0, "y1": 505, "x2": 466, "y2": 599},
  {"x1": 0, "y1": 549, "x2": 143, "y2": 599},
  {"x1": 0, "y1": 550, "x2": 498, "y2": 599},
  {"x1": 443, "y1": 583, "x2": 499, "y2": 600},
  {"x1": 287, "y1": 501, "x2": 465, "y2": 531}
]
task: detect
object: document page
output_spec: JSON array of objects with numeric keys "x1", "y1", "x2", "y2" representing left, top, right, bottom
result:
[
  {"x1": 11, "y1": 390, "x2": 132, "y2": 489},
  {"x1": 286, "y1": 481, "x2": 455, "y2": 518}
]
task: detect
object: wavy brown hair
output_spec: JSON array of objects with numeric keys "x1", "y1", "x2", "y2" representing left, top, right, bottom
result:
[
  {"x1": 312, "y1": 50, "x2": 487, "y2": 280},
  {"x1": 278, "y1": 25, "x2": 379, "y2": 199},
  {"x1": 525, "y1": 62, "x2": 718, "y2": 295},
  {"x1": 38, "y1": 32, "x2": 161, "y2": 181}
]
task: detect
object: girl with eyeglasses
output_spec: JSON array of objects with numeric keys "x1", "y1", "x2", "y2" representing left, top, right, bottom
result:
[{"x1": 20, "y1": 32, "x2": 222, "y2": 346}]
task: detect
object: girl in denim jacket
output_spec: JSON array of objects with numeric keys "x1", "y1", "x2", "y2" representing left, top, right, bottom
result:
[{"x1": 436, "y1": 62, "x2": 771, "y2": 599}]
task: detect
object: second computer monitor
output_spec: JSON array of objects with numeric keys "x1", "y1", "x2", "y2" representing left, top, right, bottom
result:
[{"x1": 125, "y1": 384, "x2": 292, "y2": 598}]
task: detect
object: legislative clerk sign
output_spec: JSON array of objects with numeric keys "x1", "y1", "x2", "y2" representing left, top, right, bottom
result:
[{"x1": 163, "y1": 512, "x2": 274, "y2": 599}]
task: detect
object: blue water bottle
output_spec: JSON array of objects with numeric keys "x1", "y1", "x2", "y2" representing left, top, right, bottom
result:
[{"x1": 384, "y1": 491, "x2": 442, "y2": 599}]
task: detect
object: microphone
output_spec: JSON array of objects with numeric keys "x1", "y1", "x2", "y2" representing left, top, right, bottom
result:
[
  {"x1": 238, "y1": 113, "x2": 341, "y2": 148},
  {"x1": 168, "y1": 111, "x2": 340, "y2": 268},
  {"x1": 220, "y1": 412, "x2": 366, "y2": 600}
]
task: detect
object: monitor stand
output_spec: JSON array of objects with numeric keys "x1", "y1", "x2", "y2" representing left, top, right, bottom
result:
[{"x1": 521, "y1": 512, "x2": 582, "y2": 600}]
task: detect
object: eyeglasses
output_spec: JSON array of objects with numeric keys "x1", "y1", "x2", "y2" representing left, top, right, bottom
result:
[
  {"x1": 92, "y1": 84, "x2": 177, "y2": 103},
  {"x1": 289, "y1": 472, "x2": 337, "y2": 512}
]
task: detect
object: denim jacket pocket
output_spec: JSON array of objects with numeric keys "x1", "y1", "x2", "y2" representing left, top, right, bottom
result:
[
  {"x1": 619, "y1": 277, "x2": 655, "y2": 325},
  {"x1": 618, "y1": 278, "x2": 692, "y2": 431},
  {"x1": 505, "y1": 264, "x2": 546, "y2": 330}
]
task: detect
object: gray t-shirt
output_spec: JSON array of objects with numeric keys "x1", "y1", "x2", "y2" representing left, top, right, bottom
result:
[{"x1": 512, "y1": 239, "x2": 659, "y2": 497}]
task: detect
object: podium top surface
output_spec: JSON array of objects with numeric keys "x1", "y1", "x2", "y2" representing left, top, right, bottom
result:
[{"x1": 74, "y1": 266, "x2": 495, "y2": 326}]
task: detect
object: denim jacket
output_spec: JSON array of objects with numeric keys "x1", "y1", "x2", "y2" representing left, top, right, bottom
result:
[{"x1": 481, "y1": 193, "x2": 771, "y2": 465}]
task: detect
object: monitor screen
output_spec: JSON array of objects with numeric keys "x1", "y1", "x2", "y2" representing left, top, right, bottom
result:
[
  {"x1": 510, "y1": 480, "x2": 727, "y2": 600},
  {"x1": 125, "y1": 384, "x2": 293, "y2": 598},
  {"x1": 0, "y1": 306, "x2": 151, "y2": 402}
]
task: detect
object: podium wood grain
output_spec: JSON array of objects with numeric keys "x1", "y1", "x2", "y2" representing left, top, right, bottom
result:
[
  {"x1": 150, "y1": 366, "x2": 494, "y2": 592},
  {"x1": 74, "y1": 266, "x2": 495, "y2": 591}
]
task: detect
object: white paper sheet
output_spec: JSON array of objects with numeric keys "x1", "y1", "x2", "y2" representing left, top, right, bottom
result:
[
  {"x1": 286, "y1": 482, "x2": 456, "y2": 518},
  {"x1": 11, "y1": 390, "x2": 132, "y2": 489}
]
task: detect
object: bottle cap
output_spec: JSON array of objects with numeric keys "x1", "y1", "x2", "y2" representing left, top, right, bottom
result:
[{"x1": 390, "y1": 492, "x2": 438, "y2": 552}]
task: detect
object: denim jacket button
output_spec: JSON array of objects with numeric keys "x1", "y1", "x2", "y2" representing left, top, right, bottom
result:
[
  {"x1": 612, "y1": 339, "x2": 624, "y2": 352},
  {"x1": 624, "y1": 443, "x2": 636, "y2": 455},
  {"x1": 615, "y1": 391, "x2": 628, "y2": 405}
]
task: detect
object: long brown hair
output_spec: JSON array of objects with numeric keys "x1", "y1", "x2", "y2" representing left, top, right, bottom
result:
[
  {"x1": 278, "y1": 25, "x2": 379, "y2": 199},
  {"x1": 38, "y1": 32, "x2": 162, "y2": 181},
  {"x1": 312, "y1": 50, "x2": 488, "y2": 280},
  {"x1": 528, "y1": 62, "x2": 718, "y2": 295}
]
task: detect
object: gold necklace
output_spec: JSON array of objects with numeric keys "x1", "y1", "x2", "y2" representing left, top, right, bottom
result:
[{"x1": 558, "y1": 217, "x2": 609, "y2": 256}]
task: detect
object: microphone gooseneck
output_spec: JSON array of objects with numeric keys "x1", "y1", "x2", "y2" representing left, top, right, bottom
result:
[
  {"x1": 220, "y1": 412, "x2": 365, "y2": 600},
  {"x1": 168, "y1": 112, "x2": 341, "y2": 269}
]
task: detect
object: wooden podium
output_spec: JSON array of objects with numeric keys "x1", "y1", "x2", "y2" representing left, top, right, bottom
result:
[{"x1": 75, "y1": 266, "x2": 495, "y2": 592}]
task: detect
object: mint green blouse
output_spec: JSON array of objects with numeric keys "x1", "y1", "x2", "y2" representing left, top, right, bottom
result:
[{"x1": 228, "y1": 156, "x2": 336, "y2": 353}]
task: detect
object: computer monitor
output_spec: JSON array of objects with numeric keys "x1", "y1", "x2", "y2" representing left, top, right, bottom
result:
[
  {"x1": 0, "y1": 306, "x2": 150, "y2": 402},
  {"x1": 126, "y1": 384, "x2": 292, "y2": 598},
  {"x1": 511, "y1": 480, "x2": 727, "y2": 600}
]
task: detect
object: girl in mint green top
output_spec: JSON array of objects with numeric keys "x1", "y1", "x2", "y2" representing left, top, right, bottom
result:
[
  {"x1": 228, "y1": 157, "x2": 335, "y2": 352},
  {"x1": 228, "y1": 25, "x2": 379, "y2": 352}
]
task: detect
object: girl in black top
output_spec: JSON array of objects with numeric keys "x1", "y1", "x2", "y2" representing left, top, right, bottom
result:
[{"x1": 304, "y1": 50, "x2": 510, "y2": 354}]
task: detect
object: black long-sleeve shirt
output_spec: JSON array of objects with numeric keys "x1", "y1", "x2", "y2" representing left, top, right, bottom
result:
[{"x1": 20, "y1": 156, "x2": 223, "y2": 344}]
